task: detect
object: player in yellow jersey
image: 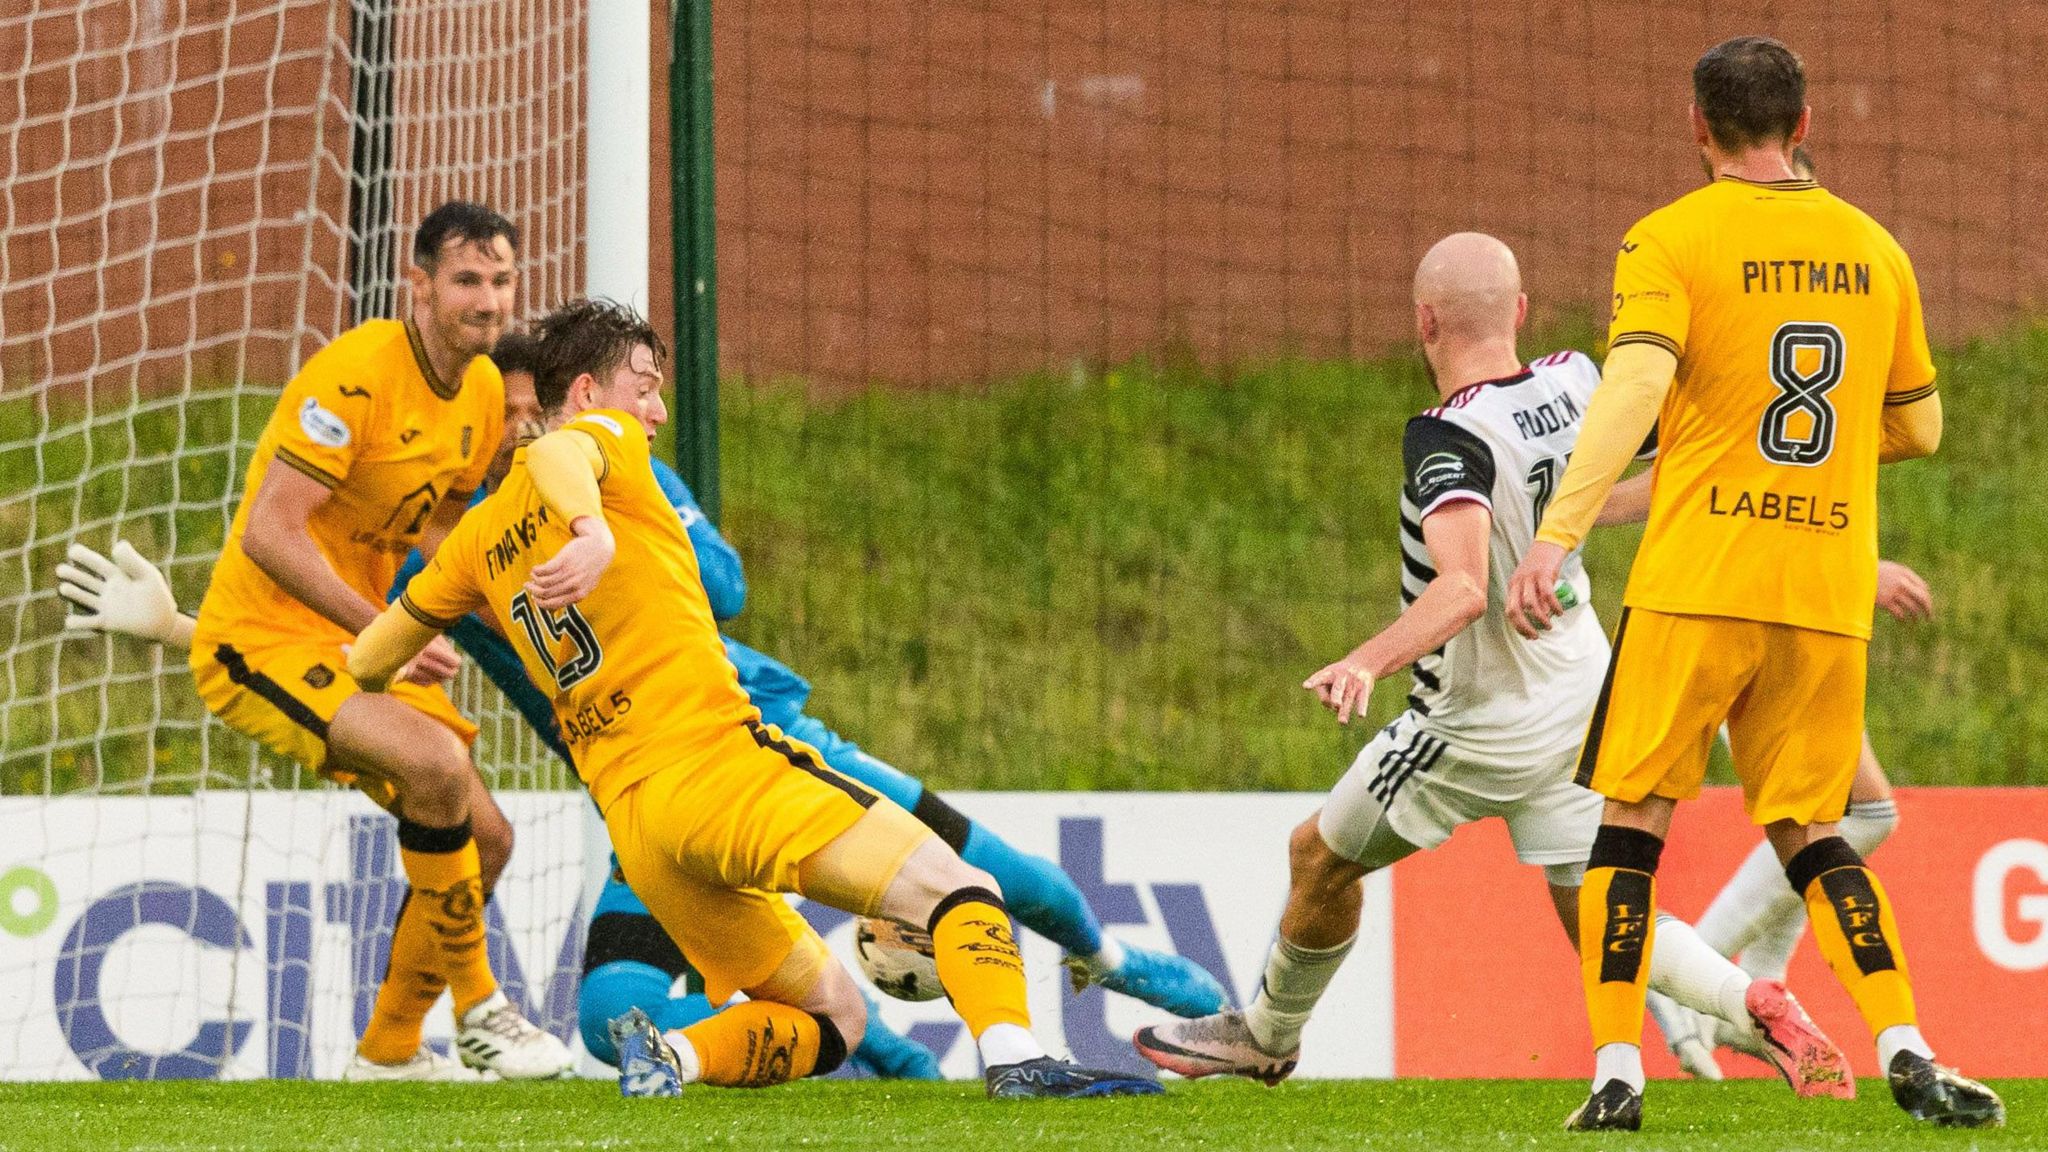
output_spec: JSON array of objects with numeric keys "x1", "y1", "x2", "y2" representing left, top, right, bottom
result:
[
  {"x1": 1504, "y1": 37, "x2": 2000, "y2": 1130},
  {"x1": 189, "y1": 202, "x2": 571, "y2": 1080},
  {"x1": 348, "y1": 298, "x2": 1160, "y2": 1099}
]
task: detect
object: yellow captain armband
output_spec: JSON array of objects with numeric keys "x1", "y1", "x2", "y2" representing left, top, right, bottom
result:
[{"x1": 1535, "y1": 341, "x2": 1677, "y2": 551}]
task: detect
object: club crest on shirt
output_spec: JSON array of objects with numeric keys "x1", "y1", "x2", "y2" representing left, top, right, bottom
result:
[
  {"x1": 298, "y1": 398, "x2": 351, "y2": 448},
  {"x1": 303, "y1": 664, "x2": 335, "y2": 689}
]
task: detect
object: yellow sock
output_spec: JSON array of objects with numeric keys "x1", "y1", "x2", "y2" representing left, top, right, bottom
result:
[
  {"x1": 929, "y1": 889, "x2": 1031, "y2": 1037},
  {"x1": 1798, "y1": 852, "x2": 1916, "y2": 1034},
  {"x1": 1580, "y1": 864, "x2": 1658, "y2": 1048},
  {"x1": 675, "y1": 1000, "x2": 829, "y2": 1087},
  {"x1": 357, "y1": 820, "x2": 496, "y2": 1064}
]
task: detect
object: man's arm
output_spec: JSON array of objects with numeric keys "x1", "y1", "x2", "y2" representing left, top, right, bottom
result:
[
  {"x1": 1506, "y1": 342, "x2": 1676, "y2": 636},
  {"x1": 523, "y1": 428, "x2": 616, "y2": 610},
  {"x1": 1594, "y1": 469, "x2": 1656, "y2": 527},
  {"x1": 1303, "y1": 501, "x2": 1491, "y2": 724},
  {"x1": 1880, "y1": 393, "x2": 1942, "y2": 463},
  {"x1": 348, "y1": 605, "x2": 443, "y2": 693},
  {"x1": 240, "y1": 464, "x2": 389, "y2": 633}
]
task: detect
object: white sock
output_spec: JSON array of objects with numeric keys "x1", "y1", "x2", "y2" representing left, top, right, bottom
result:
[
  {"x1": 1243, "y1": 933, "x2": 1354, "y2": 1054},
  {"x1": 1648, "y1": 913, "x2": 1758, "y2": 1046},
  {"x1": 1694, "y1": 839, "x2": 1792, "y2": 957},
  {"x1": 1841, "y1": 797, "x2": 1900, "y2": 857},
  {"x1": 659, "y1": 1029, "x2": 703, "y2": 1083},
  {"x1": 1593, "y1": 1042, "x2": 1645, "y2": 1093},
  {"x1": 1736, "y1": 904, "x2": 1804, "y2": 982},
  {"x1": 1083, "y1": 936, "x2": 1126, "y2": 976},
  {"x1": 1645, "y1": 990, "x2": 1707, "y2": 1048},
  {"x1": 976, "y1": 1022, "x2": 1044, "y2": 1068},
  {"x1": 1877, "y1": 1024, "x2": 1933, "y2": 1070}
]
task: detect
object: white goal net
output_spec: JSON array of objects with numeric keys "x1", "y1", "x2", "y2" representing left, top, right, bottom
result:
[{"x1": 1, "y1": 0, "x2": 593, "y2": 1079}]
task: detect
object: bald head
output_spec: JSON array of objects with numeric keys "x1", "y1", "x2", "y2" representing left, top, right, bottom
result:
[{"x1": 1414, "y1": 232, "x2": 1523, "y2": 344}]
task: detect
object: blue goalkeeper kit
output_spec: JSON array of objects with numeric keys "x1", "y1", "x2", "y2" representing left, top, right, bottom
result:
[{"x1": 390, "y1": 459, "x2": 1224, "y2": 1071}]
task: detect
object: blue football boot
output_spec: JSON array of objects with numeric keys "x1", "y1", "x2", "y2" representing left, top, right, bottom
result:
[
  {"x1": 610, "y1": 1008, "x2": 684, "y2": 1098},
  {"x1": 985, "y1": 1056, "x2": 1164, "y2": 1099}
]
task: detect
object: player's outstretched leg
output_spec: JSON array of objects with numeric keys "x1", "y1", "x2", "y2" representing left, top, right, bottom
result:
[
  {"x1": 1136, "y1": 813, "x2": 1387, "y2": 1085},
  {"x1": 331, "y1": 696, "x2": 569, "y2": 1081},
  {"x1": 577, "y1": 864, "x2": 939, "y2": 1080},
  {"x1": 785, "y1": 715, "x2": 1225, "y2": 1018},
  {"x1": 1779, "y1": 833, "x2": 2004, "y2": 1128},
  {"x1": 957, "y1": 817, "x2": 1224, "y2": 1017},
  {"x1": 799, "y1": 799, "x2": 1159, "y2": 1098},
  {"x1": 1646, "y1": 913, "x2": 1850, "y2": 1097}
]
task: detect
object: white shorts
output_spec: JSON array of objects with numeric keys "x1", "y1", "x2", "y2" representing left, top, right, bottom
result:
[{"x1": 1318, "y1": 711, "x2": 1603, "y2": 885}]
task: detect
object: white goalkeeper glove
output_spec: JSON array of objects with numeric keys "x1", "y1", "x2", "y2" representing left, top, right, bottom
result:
[{"x1": 56, "y1": 540, "x2": 195, "y2": 649}]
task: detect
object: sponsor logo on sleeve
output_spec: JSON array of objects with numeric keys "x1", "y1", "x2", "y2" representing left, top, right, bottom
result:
[
  {"x1": 298, "y1": 398, "x2": 352, "y2": 449},
  {"x1": 1414, "y1": 452, "x2": 1467, "y2": 495}
]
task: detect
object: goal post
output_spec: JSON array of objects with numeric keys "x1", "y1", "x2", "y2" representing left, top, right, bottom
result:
[{"x1": 667, "y1": 0, "x2": 722, "y2": 524}]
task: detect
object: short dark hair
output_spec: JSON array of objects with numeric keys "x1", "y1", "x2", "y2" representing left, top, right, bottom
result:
[
  {"x1": 531, "y1": 298, "x2": 667, "y2": 413},
  {"x1": 490, "y1": 330, "x2": 541, "y2": 379},
  {"x1": 1693, "y1": 36, "x2": 1805, "y2": 151},
  {"x1": 413, "y1": 201, "x2": 518, "y2": 269}
]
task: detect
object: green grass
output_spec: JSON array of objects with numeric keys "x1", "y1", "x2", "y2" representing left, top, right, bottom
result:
[
  {"x1": 720, "y1": 324, "x2": 2048, "y2": 790},
  {"x1": 8, "y1": 322, "x2": 2048, "y2": 792},
  {"x1": 0, "y1": 1078, "x2": 2038, "y2": 1151}
]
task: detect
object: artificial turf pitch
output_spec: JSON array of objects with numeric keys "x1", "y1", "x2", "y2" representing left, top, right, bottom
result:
[{"x1": 2, "y1": 1078, "x2": 2038, "y2": 1151}]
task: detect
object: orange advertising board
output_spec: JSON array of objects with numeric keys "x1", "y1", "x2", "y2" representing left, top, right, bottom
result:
[{"x1": 1393, "y1": 787, "x2": 2048, "y2": 1078}]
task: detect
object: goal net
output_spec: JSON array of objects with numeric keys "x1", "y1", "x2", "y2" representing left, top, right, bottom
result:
[{"x1": 1, "y1": 1, "x2": 591, "y2": 1079}]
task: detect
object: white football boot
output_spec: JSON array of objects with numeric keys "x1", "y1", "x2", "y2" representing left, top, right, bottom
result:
[
  {"x1": 454, "y1": 990, "x2": 573, "y2": 1079},
  {"x1": 341, "y1": 1045, "x2": 481, "y2": 1082}
]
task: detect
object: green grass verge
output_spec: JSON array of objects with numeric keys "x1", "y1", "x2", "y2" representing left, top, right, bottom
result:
[
  {"x1": 7, "y1": 323, "x2": 2046, "y2": 792},
  {"x1": 0, "y1": 1078, "x2": 2038, "y2": 1151},
  {"x1": 720, "y1": 324, "x2": 2048, "y2": 790}
]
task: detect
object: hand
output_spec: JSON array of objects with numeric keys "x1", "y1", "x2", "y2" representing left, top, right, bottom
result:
[
  {"x1": 398, "y1": 634, "x2": 463, "y2": 686},
  {"x1": 1303, "y1": 658, "x2": 1376, "y2": 726},
  {"x1": 1505, "y1": 540, "x2": 1569, "y2": 639},
  {"x1": 1875, "y1": 560, "x2": 1933, "y2": 622},
  {"x1": 526, "y1": 517, "x2": 615, "y2": 610},
  {"x1": 56, "y1": 540, "x2": 183, "y2": 644}
]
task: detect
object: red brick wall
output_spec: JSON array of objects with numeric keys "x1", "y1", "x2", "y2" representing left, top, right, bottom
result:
[{"x1": 713, "y1": 1, "x2": 2048, "y2": 387}]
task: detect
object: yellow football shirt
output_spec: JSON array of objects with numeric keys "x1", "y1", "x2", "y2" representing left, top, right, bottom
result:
[
  {"x1": 194, "y1": 320, "x2": 504, "y2": 649},
  {"x1": 398, "y1": 408, "x2": 758, "y2": 811},
  {"x1": 1608, "y1": 176, "x2": 1936, "y2": 640}
]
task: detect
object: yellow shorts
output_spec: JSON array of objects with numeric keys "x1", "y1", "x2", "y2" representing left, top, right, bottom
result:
[
  {"x1": 1575, "y1": 608, "x2": 1866, "y2": 825},
  {"x1": 190, "y1": 638, "x2": 477, "y2": 806},
  {"x1": 604, "y1": 718, "x2": 930, "y2": 1005}
]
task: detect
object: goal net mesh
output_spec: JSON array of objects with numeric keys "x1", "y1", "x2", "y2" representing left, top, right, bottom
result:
[{"x1": 1, "y1": 0, "x2": 590, "y2": 1079}]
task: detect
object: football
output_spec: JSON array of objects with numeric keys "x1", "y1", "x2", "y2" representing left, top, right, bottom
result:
[{"x1": 853, "y1": 916, "x2": 945, "y2": 1002}]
